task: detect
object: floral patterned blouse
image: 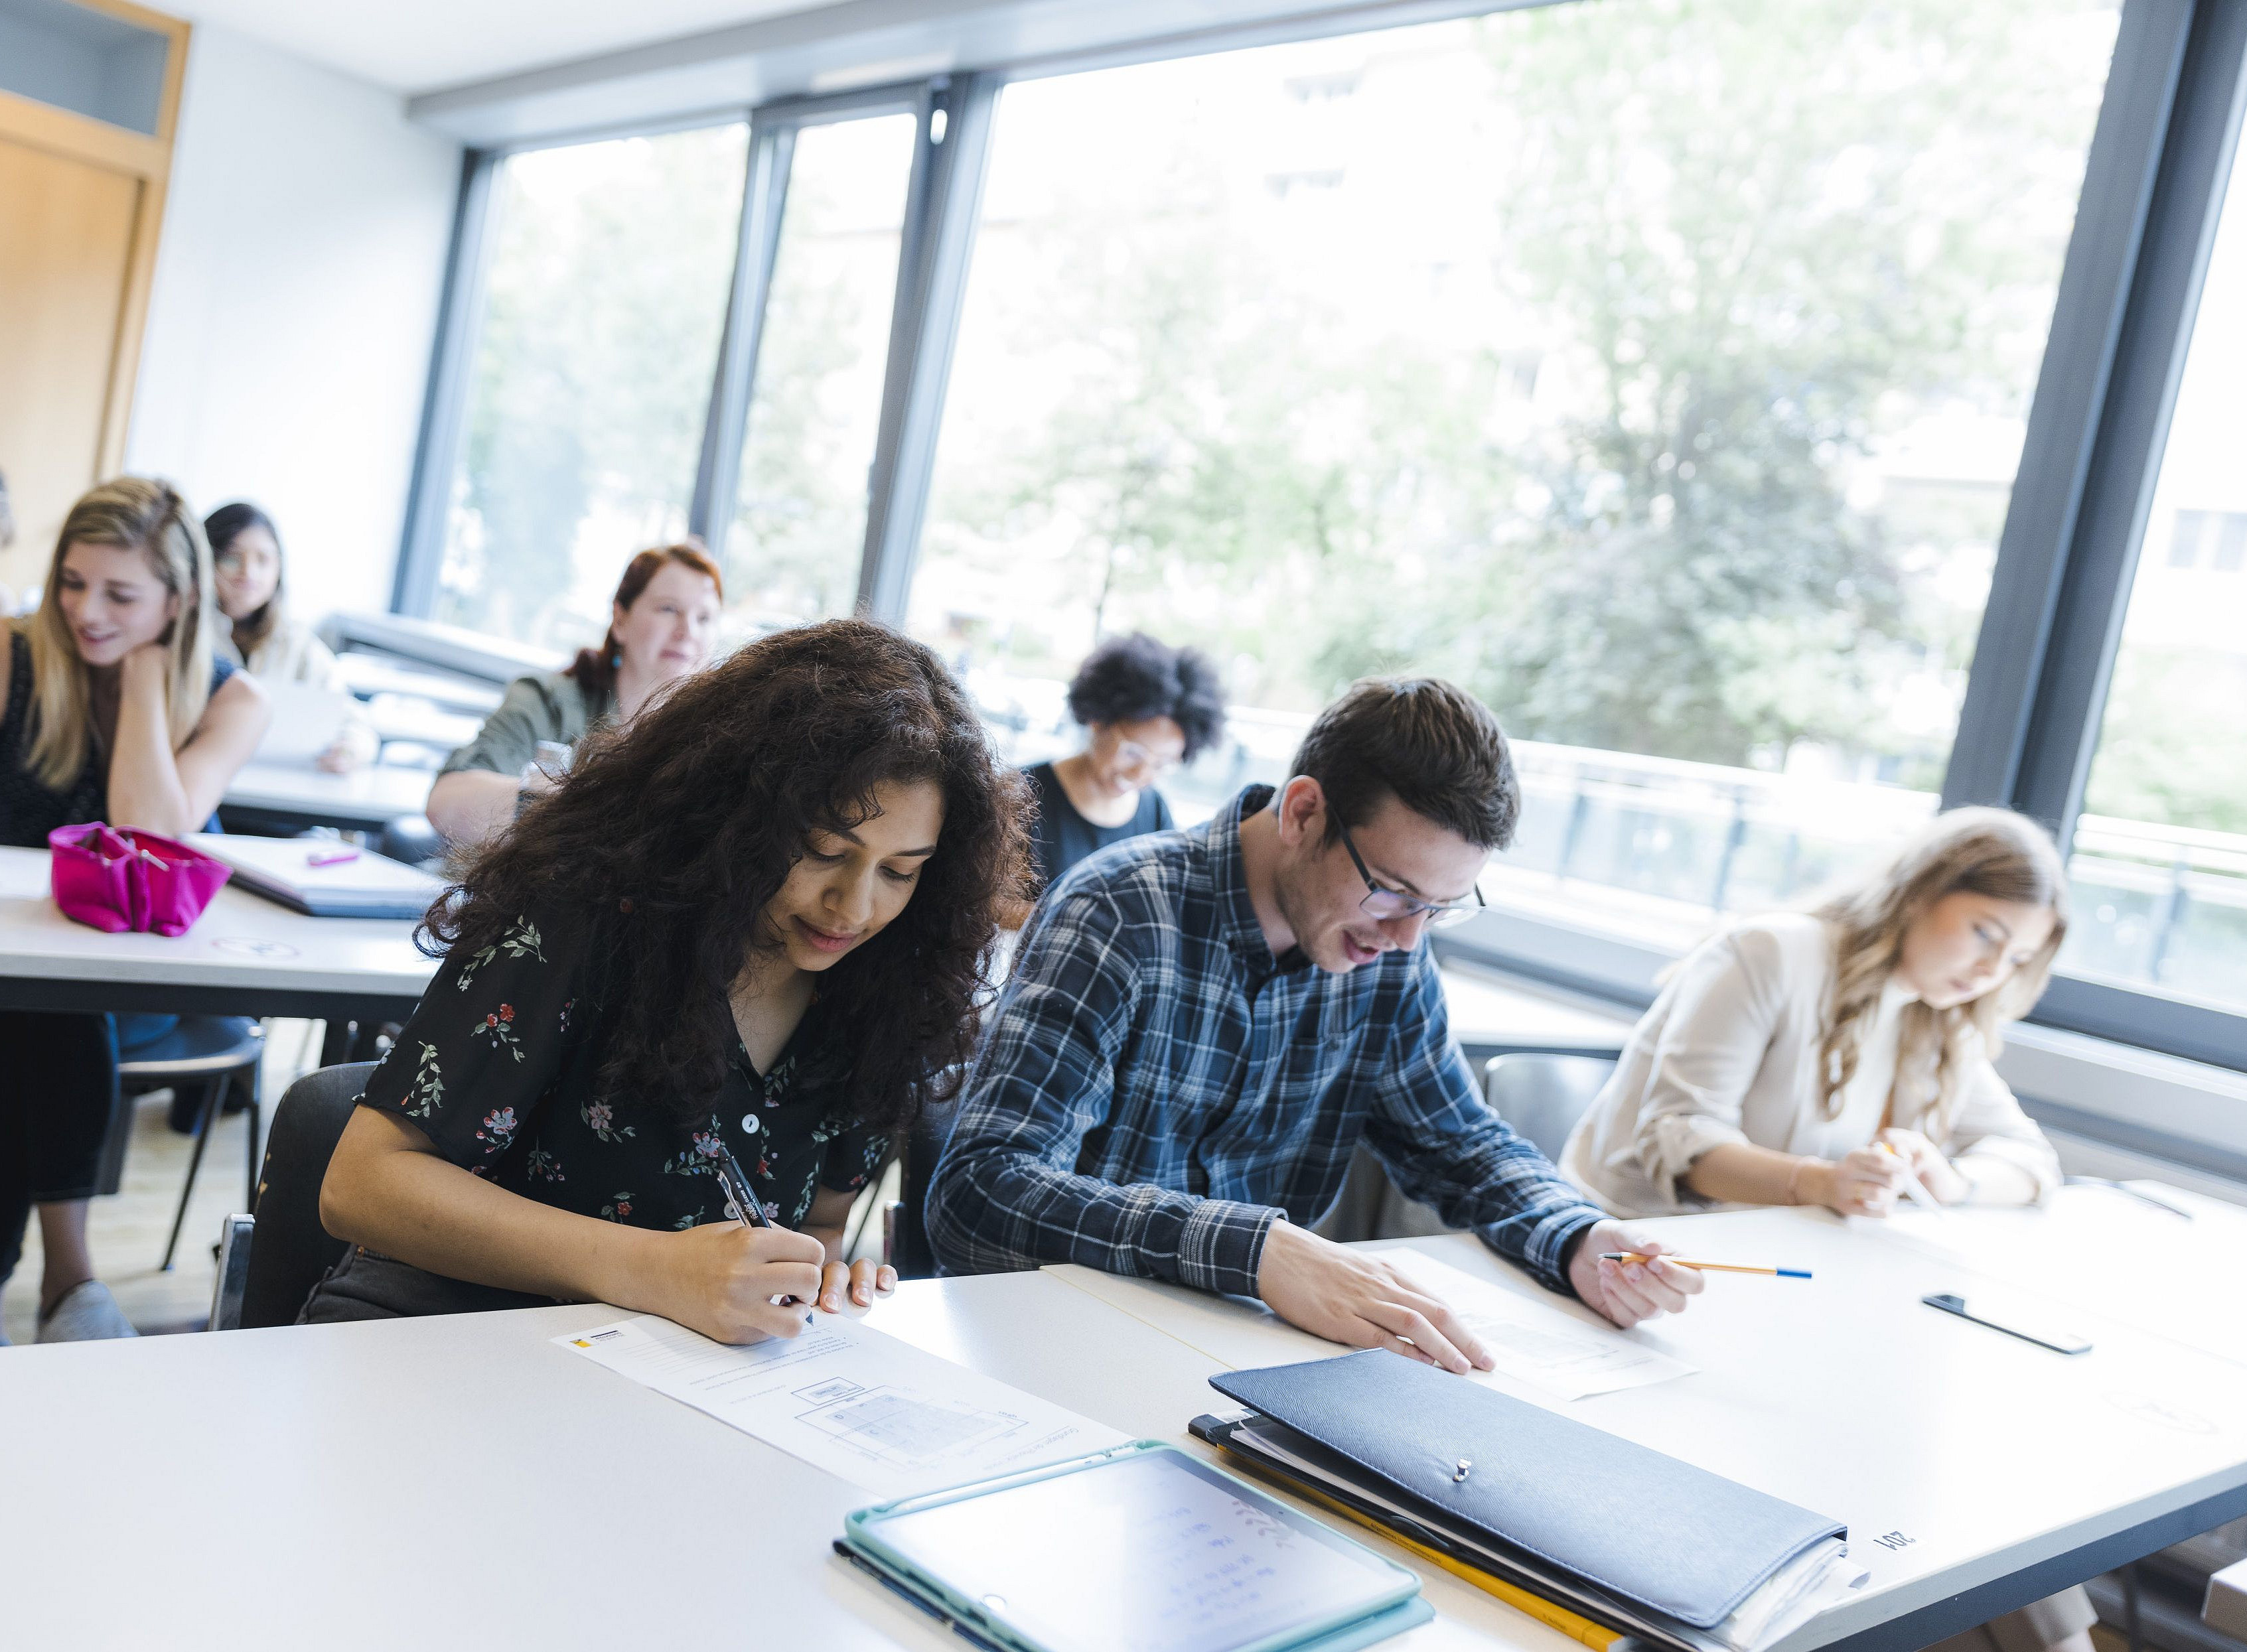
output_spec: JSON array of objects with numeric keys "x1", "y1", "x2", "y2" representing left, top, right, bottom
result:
[{"x1": 358, "y1": 906, "x2": 890, "y2": 1233}]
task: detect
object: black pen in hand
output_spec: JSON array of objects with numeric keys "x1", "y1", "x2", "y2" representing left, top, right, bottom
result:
[{"x1": 711, "y1": 1142, "x2": 809, "y2": 1314}]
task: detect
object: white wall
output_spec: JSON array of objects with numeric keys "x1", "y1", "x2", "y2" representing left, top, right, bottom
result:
[{"x1": 125, "y1": 22, "x2": 459, "y2": 623}]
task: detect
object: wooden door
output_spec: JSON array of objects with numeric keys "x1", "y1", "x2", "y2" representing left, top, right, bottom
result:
[
  {"x1": 0, "y1": 0, "x2": 189, "y2": 602},
  {"x1": 0, "y1": 137, "x2": 144, "y2": 594}
]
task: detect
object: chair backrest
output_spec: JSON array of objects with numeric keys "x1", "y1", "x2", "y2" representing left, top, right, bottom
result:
[
  {"x1": 209, "y1": 1213, "x2": 255, "y2": 1332},
  {"x1": 890, "y1": 1089, "x2": 964, "y2": 1280},
  {"x1": 238, "y1": 1061, "x2": 375, "y2": 1330},
  {"x1": 1483, "y1": 1053, "x2": 1619, "y2": 1160}
]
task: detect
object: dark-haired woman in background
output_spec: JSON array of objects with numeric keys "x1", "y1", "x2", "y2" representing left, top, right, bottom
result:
[
  {"x1": 1025, "y1": 632, "x2": 1225, "y2": 894},
  {"x1": 425, "y1": 543, "x2": 723, "y2": 848},
  {"x1": 206, "y1": 502, "x2": 378, "y2": 772},
  {"x1": 309, "y1": 619, "x2": 1030, "y2": 1336}
]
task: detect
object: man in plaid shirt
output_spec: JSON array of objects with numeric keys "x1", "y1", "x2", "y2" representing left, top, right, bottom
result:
[{"x1": 930, "y1": 678, "x2": 1700, "y2": 1369}]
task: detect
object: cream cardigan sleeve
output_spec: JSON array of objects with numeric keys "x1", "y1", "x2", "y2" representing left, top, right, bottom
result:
[
  {"x1": 1944, "y1": 1054, "x2": 2064, "y2": 1202},
  {"x1": 1632, "y1": 926, "x2": 1795, "y2": 1205}
]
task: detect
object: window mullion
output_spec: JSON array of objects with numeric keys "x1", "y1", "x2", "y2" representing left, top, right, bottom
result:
[
  {"x1": 1939, "y1": 0, "x2": 2195, "y2": 824},
  {"x1": 392, "y1": 149, "x2": 500, "y2": 618},
  {"x1": 2010, "y1": 0, "x2": 2247, "y2": 855},
  {"x1": 857, "y1": 74, "x2": 1001, "y2": 623},
  {"x1": 689, "y1": 121, "x2": 796, "y2": 562}
]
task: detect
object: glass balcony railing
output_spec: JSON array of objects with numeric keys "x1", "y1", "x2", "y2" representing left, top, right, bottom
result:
[{"x1": 974, "y1": 676, "x2": 2247, "y2": 1013}]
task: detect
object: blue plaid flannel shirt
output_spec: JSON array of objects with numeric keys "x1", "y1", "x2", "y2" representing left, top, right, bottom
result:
[{"x1": 927, "y1": 786, "x2": 1606, "y2": 1299}]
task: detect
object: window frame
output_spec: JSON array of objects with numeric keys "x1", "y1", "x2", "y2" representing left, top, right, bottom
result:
[{"x1": 394, "y1": 0, "x2": 2247, "y2": 1087}]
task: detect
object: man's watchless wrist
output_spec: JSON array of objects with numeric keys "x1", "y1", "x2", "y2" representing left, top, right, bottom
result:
[{"x1": 1558, "y1": 1215, "x2": 1604, "y2": 1277}]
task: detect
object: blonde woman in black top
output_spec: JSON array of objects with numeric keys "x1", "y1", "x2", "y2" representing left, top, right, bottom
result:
[{"x1": 0, "y1": 479, "x2": 268, "y2": 1341}]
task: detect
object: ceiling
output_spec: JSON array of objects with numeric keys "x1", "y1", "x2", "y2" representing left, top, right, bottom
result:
[{"x1": 164, "y1": 0, "x2": 853, "y2": 95}]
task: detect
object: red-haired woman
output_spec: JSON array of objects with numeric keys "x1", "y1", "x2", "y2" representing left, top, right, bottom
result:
[{"x1": 426, "y1": 543, "x2": 723, "y2": 847}]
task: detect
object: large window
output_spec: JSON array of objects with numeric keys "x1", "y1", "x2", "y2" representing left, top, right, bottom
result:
[
  {"x1": 729, "y1": 113, "x2": 919, "y2": 628},
  {"x1": 434, "y1": 125, "x2": 748, "y2": 652},
  {"x1": 2067, "y1": 127, "x2": 2247, "y2": 1012},
  {"x1": 910, "y1": 2, "x2": 2117, "y2": 952},
  {"x1": 399, "y1": 0, "x2": 2247, "y2": 1081}
]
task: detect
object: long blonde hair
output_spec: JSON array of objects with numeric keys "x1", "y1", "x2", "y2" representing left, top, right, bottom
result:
[
  {"x1": 1813, "y1": 807, "x2": 2068, "y2": 1138},
  {"x1": 24, "y1": 478, "x2": 217, "y2": 789}
]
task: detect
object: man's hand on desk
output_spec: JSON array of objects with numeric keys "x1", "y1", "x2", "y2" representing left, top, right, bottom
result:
[
  {"x1": 1567, "y1": 1220, "x2": 1702, "y2": 1329},
  {"x1": 1254, "y1": 1219, "x2": 1495, "y2": 1375}
]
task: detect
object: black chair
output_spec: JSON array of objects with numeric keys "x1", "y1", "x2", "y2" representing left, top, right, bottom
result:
[
  {"x1": 224, "y1": 1061, "x2": 373, "y2": 1330},
  {"x1": 108, "y1": 1017, "x2": 266, "y2": 1271},
  {"x1": 886, "y1": 1091, "x2": 964, "y2": 1280},
  {"x1": 376, "y1": 813, "x2": 443, "y2": 870},
  {"x1": 208, "y1": 1213, "x2": 255, "y2": 1332}
]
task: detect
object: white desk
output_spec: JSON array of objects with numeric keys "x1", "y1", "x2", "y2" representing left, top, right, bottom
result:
[
  {"x1": 1048, "y1": 1213, "x2": 2247, "y2": 1652},
  {"x1": 0, "y1": 1272, "x2": 1538, "y2": 1652},
  {"x1": 1856, "y1": 1182, "x2": 2247, "y2": 1371},
  {"x1": 0, "y1": 845, "x2": 435, "y2": 1022},
  {"x1": 220, "y1": 760, "x2": 435, "y2": 833}
]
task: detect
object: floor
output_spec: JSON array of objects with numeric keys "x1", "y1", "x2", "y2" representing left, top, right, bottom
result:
[{"x1": 1, "y1": 1018, "x2": 327, "y2": 1345}]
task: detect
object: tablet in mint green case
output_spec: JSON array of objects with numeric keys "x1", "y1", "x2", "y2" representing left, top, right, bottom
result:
[{"x1": 839, "y1": 1440, "x2": 1432, "y2": 1652}]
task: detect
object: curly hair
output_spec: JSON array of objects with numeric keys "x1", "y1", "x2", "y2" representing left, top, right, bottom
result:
[
  {"x1": 1065, "y1": 632, "x2": 1228, "y2": 761},
  {"x1": 425, "y1": 619, "x2": 1031, "y2": 1132}
]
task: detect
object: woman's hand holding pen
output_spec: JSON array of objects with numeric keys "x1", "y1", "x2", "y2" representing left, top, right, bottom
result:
[
  {"x1": 1875, "y1": 1128, "x2": 1969, "y2": 1204},
  {"x1": 664, "y1": 1222, "x2": 827, "y2": 1345},
  {"x1": 1800, "y1": 1144, "x2": 1909, "y2": 1216}
]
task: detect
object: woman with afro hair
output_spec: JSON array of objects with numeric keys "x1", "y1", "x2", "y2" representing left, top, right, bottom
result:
[{"x1": 1024, "y1": 632, "x2": 1226, "y2": 895}]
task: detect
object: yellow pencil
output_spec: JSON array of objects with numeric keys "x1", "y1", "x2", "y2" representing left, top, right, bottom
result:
[
  {"x1": 1601, "y1": 1252, "x2": 1812, "y2": 1278},
  {"x1": 1215, "y1": 1444, "x2": 1632, "y2": 1652}
]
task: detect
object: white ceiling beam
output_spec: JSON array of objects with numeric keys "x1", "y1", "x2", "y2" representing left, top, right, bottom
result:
[{"x1": 406, "y1": 0, "x2": 1502, "y2": 147}]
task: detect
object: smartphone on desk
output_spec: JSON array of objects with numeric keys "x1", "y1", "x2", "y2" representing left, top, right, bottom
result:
[{"x1": 1923, "y1": 1291, "x2": 2092, "y2": 1355}]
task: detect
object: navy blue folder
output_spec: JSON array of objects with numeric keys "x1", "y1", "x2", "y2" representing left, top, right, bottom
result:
[{"x1": 1211, "y1": 1351, "x2": 1844, "y2": 1630}]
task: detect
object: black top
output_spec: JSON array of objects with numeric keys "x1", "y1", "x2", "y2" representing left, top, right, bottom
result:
[
  {"x1": 1024, "y1": 759, "x2": 1175, "y2": 894},
  {"x1": 0, "y1": 629, "x2": 238, "y2": 848},
  {"x1": 358, "y1": 904, "x2": 889, "y2": 1233}
]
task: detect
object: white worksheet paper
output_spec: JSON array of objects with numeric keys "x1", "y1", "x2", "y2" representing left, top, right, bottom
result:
[
  {"x1": 556, "y1": 1312, "x2": 1130, "y2": 1496},
  {"x1": 1386, "y1": 1247, "x2": 1697, "y2": 1400}
]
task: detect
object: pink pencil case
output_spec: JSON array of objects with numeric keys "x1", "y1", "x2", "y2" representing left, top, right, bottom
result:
[{"x1": 49, "y1": 823, "x2": 232, "y2": 937}]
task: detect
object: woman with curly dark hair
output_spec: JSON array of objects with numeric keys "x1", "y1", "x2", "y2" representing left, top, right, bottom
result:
[
  {"x1": 309, "y1": 619, "x2": 1030, "y2": 1342},
  {"x1": 1025, "y1": 632, "x2": 1226, "y2": 894}
]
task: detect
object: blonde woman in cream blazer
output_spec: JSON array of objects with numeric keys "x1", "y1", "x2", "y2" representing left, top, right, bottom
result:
[
  {"x1": 1561, "y1": 808, "x2": 2092, "y2": 1652},
  {"x1": 1559, "y1": 908, "x2": 2062, "y2": 1218}
]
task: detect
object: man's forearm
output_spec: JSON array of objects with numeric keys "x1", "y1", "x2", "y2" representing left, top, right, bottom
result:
[{"x1": 929, "y1": 1147, "x2": 1273, "y2": 1293}]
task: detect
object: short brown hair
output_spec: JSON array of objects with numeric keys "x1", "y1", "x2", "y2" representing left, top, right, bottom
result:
[{"x1": 1289, "y1": 677, "x2": 1520, "y2": 850}]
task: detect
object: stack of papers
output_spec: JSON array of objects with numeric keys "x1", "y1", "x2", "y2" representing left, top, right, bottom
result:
[
  {"x1": 1202, "y1": 1349, "x2": 1865, "y2": 1652},
  {"x1": 1213, "y1": 1416, "x2": 1863, "y2": 1652}
]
